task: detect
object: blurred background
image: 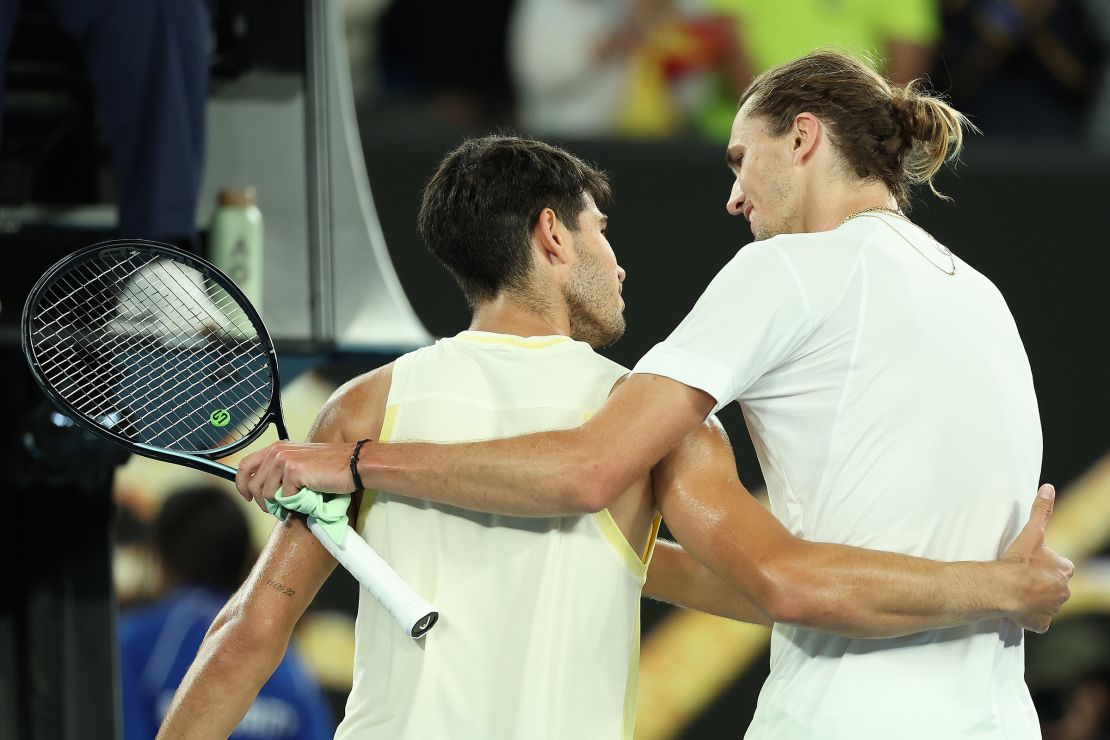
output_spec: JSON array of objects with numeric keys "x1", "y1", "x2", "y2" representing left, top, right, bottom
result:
[{"x1": 1, "y1": 0, "x2": 1109, "y2": 738}]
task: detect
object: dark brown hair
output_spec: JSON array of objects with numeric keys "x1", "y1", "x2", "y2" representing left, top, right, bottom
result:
[
  {"x1": 738, "y1": 50, "x2": 975, "y2": 209},
  {"x1": 418, "y1": 135, "x2": 611, "y2": 306}
]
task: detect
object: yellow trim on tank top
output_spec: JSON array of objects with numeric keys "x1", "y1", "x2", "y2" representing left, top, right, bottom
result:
[
  {"x1": 591, "y1": 510, "x2": 662, "y2": 578},
  {"x1": 454, "y1": 331, "x2": 574, "y2": 349},
  {"x1": 354, "y1": 403, "x2": 398, "y2": 531},
  {"x1": 643, "y1": 513, "x2": 662, "y2": 564}
]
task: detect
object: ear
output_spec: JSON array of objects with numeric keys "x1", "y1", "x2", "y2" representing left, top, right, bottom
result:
[
  {"x1": 791, "y1": 112, "x2": 821, "y2": 165},
  {"x1": 533, "y1": 207, "x2": 573, "y2": 267}
]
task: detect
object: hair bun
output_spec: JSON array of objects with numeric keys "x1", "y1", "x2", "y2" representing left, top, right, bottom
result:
[{"x1": 890, "y1": 84, "x2": 926, "y2": 141}]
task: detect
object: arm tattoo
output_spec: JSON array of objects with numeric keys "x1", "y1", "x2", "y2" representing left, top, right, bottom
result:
[{"x1": 265, "y1": 577, "x2": 296, "y2": 597}]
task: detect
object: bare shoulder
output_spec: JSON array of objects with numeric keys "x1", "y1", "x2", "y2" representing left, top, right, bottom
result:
[
  {"x1": 308, "y1": 362, "x2": 395, "y2": 443},
  {"x1": 331, "y1": 362, "x2": 395, "y2": 412}
]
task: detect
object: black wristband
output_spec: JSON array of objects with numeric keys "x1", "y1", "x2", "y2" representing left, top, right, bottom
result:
[{"x1": 350, "y1": 438, "x2": 371, "y2": 492}]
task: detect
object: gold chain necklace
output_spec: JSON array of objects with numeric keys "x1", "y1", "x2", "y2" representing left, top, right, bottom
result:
[{"x1": 840, "y1": 207, "x2": 956, "y2": 276}]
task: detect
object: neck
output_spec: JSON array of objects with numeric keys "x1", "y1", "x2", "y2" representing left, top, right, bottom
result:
[
  {"x1": 800, "y1": 178, "x2": 898, "y2": 233},
  {"x1": 469, "y1": 291, "x2": 570, "y2": 338}
]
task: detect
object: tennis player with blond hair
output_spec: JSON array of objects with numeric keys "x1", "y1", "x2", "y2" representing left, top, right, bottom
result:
[{"x1": 243, "y1": 51, "x2": 1072, "y2": 739}]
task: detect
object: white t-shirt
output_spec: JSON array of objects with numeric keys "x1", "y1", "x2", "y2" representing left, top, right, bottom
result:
[{"x1": 634, "y1": 212, "x2": 1042, "y2": 739}]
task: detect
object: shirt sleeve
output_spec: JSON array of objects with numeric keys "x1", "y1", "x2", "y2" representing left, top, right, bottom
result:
[{"x1": 632, "y1": 240, "x2": 813, "y2": 413}]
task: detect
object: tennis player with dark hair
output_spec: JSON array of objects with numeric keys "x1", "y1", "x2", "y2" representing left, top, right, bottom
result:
[
  {"x1": 222, "y1": 123, "x2": 1062, "y2": 738},
  {"x1": 119, "y1": 486, "x2": 332, "y2": 739}
]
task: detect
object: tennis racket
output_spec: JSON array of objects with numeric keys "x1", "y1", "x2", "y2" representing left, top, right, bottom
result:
[{"x1": 21, "y1": 239, "x2": 438, "y2": 639}]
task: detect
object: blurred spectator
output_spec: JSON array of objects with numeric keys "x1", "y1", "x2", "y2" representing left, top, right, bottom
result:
[
  {"x1": 934, "y1": 0, "x2": 1102, "y2": 140},
  {"x1": 118, "y1": 486, "x2": 332, "y2": 740},
  {"x1": 614, "y1": 7, "x2": 749, "y2": 137},
  {"x1": 510, "y1": 0, "x2": 670, "y2": 137},
  {"x1": 0, "y1": 0, "x2": 209, "y2": 249},
  {"x1": 1027, "y1": 613, "x2": 1110, "y2": 740},
  {"x1": 691, "y1": 0, "x2": 940, "y2": 141}
]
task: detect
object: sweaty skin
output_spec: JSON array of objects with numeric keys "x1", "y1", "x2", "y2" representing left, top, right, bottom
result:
[{"x1": 236, "y1": 368, "x2": 1072, "y2": 638}]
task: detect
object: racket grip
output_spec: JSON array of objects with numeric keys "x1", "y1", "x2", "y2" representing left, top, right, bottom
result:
[{"x1": 306, "y1": 517, "x2": 439, "y2": 639}]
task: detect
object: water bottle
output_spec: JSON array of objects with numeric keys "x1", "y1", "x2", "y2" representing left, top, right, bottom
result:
[{"x1": 209, "y1": 187, "x2": 264, "y2": 310}]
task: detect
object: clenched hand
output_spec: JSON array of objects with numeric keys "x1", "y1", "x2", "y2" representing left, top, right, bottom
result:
[{"x1": 236, "y1": 441, "x2": 363, "y2": 511}]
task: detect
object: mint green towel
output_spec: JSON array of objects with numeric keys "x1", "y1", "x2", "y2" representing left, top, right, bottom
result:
[{"x1": 266, "y1": 487, "x2": 350, "y2": 545}]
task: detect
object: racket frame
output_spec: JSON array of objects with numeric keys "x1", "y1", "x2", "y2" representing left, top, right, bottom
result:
[
  {"x1": 22, "y1": 240, "x2": 441, "y2": 639},
  {"x1": 21, "y1": 239, "x2": 291, "y2": 482}
]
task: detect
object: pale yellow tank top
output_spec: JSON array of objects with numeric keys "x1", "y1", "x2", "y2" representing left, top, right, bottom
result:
[{"x1": 335, "y1": 331, "x2": 659, "y2": 740}]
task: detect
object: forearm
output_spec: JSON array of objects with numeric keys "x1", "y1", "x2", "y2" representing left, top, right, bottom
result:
[
  {"x1": 641, "y1": 538, "x2": 1004, "y2": 637},
  {"x1": 752, "y1": 540, "x2": 1016, "y2": 638},
  {"x1": 241, "y1": 374, "x2": 711, "y2": 518},
  {"x1": 355, "y1": 375, "x2": 711, "y2": 517},
  {"x1": 358, "y1": 428, "x2": 602, "y2": 516},
  {"x1": 644, "y1": 540, "x2": 771, "y2": 626},
  {"x1": 158, "y1": 615, "x2": 286, "y2": 738}
]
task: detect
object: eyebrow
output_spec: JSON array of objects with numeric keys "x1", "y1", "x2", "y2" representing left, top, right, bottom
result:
[{"x1": 599, "y1": 214, "x2": 608, "y2": 228}]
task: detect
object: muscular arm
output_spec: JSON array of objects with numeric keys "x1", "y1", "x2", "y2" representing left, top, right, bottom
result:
[
  {"x1": 647, "y1": 418, "x2": 1069, "y2": 637},
  {"x1": 240, "y1": 373, "x2": 714, "y2": 517},
  {"x1": 359, "y1": 373, "x2": 711, "y2": 514},
  {"x1": 645, "y1": 538, "x2": 771, "y2": 625},
  {"x1": 160, "y1": 368, "x2": 391, "y2": 737},
  {"x1": 236, "y1": 367, "x2": 1070, "y2": 635}
]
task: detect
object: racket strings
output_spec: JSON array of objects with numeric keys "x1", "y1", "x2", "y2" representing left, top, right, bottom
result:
[
  {"x1": 38, "y1": 262, "x2": 250, "y2": 407},
  {"x1": 162, "y1": 372, "x2": 275, "y2": 449},
  {"x1": 135, "y1": 360, "x2": 272, "y2": 448},
  {"x1": 36, "y1": 266, "x2": 149, "y2": 410},
  {"x1": 30, "y1": 252, "x2": 138, "y2": 335},
  {"x1": 139, "y1": 258, "x2": 256, "y2": 337},
  {"x1": 34, "y1": 257, "x2": 211, "y2": 419},
  {"x1": 49, "y1": 306, "x2": 263, "y2": 415},
  {"x1": 28, "y1": 249, "x2": 274, "y2": 453},
  {"x1": 40, "y1": 251, "x2": 252, "y2": 347},
  {"x1": 69, "y1": 350, "x2": 266, "y2": 449},
  {"x1": 40, "y1": 255, "x2": 272, "y2": 449},
  {"x1": 44, "y1": 301, "x2": 260, "y2": 405}
]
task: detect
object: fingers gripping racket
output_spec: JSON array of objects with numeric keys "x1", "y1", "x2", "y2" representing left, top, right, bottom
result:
[{"x1": 21, "y1": 239, "x2": 438, "y2": 639}]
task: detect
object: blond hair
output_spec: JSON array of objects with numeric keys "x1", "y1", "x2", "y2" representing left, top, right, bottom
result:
[{"x1": 739, "y1": 50, "x2": 977, "y2": 209}]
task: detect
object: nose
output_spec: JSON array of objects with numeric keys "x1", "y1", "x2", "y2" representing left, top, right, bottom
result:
[
  {"x1": 726, "y1": 178, "x2": 745, "y2": 216},
  {"x1": 617, "y1": 265, "x2": 626, "y2": 284}
]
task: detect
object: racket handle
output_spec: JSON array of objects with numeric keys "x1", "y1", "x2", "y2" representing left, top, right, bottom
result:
[{"x1": 305, "y1": 518, "x2": 439, "y2": 639}]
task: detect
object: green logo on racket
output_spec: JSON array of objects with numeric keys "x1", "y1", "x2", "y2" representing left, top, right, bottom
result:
[{"x1": 209, "y1": 409, "x2": 232, "y2": 428}]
